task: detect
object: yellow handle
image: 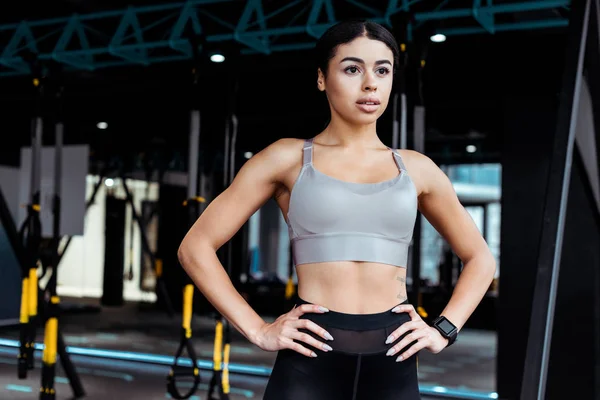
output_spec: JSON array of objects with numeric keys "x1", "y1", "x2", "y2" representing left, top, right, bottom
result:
[
  {"x1": 155, "y1": 259, "x2": 163, "y2": 278},
  {"x1": 20, "y1": 278, "x2": 29, "y2": 323},
  {"x1": 285, "y1": 277, "x2": 295, "y2": 300},
  {"x1": 42, "y1": 317, "x2": 58, "y2": 364},
  {"x1": 213, "y1": 321, "x2": 223, "y2": 371},
  {"x1": 182, "y1": 285, "x2": 193, "y2": 337},
  {"x1": 28, "y1": 269, "x2": 38, "y2": 317},
  {"x1": 222, "y1": 343, "x2": 230, "y2": 393},
  {"x1": 182, "y1": 197, "x2": 206, "y2": 206},
  {"x1": 417, "y1": 306, "x2": 428, "y2": 319}
]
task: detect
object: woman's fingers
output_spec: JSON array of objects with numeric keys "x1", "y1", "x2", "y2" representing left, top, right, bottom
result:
[
  {"x1": 394, "y1": 334, "x2": 429, "y2": 362},
  {"x1": 392, "y1": 303, "x2": 420, "y2": 320},
  {"x1": 384, "y1": 319, "x2": 426, "y2": 345},
  {"x1": 291, "y1": 303, "x2": 330, "y2": 317},
  {"x1": 280, "y1": 337, "x2": 318, "y2": 358},
  {"x1": 294, "y1": 318, "x2": 334, "y2": 341},
  {"x1": 288, "y1": 330, "x2": 333, "y2": 353},
  {"x1": 385, "y1": 327, "x2": 429, "y2": 358}
]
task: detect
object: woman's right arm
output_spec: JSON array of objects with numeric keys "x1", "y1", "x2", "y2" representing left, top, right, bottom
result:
[
  {"x1": 177, "y1": 139, "x2": 290, "y2": 344},
  {"x1": 177, "y1": 139, "x2": 333, "y2": 356}
]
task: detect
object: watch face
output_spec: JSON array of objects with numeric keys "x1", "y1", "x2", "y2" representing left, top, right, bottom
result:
[{"x1": 437, "y1": 318, "x2": 456, "y2": 334}]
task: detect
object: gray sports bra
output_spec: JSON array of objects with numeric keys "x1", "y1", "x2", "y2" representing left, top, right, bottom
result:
[{"x1": 286, "y1": 138, "x2": 418, "y2": 268}]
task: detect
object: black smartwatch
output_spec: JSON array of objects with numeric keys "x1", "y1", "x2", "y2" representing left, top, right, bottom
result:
[{"x1": 431, "y1": 316, "x2": 458, "y2": 348}]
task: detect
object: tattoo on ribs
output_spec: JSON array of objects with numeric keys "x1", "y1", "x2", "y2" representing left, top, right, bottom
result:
[{"x1": 396, "y1": 276, "x2": 406, "y2": 301}]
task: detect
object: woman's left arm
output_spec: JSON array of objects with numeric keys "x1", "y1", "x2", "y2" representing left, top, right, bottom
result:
[
  {"x1": 385, "y1": 151, "x2": 496, "y2": 361},
  {"x1": 415, "y1": 153, "x2": 497, "y2": 330}
]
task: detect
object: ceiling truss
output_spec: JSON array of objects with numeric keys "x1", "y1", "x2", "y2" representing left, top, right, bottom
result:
[{"x1": 0, "y1": 0, "x2": 571, "y2": 77}]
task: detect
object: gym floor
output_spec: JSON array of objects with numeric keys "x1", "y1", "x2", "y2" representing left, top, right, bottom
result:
[{"x1": 0, "y1": 298, "x2": 497, "y2": 399}]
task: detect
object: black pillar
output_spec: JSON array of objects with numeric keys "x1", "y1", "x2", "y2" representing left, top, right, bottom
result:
[{"x1": 498, "y1": 94, "x2": 558, "y2": 399}]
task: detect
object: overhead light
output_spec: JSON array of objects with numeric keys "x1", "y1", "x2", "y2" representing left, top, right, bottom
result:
[
  {"x1": 430, "y1": 33, "x2": 446, "y2": 43},
  {"x1": 97, "y1": 122, "x2": 108, "y2": 130},
  {"x1": 244, "y1": 152, "x2": 253, "y2": 159},
  {"x1": 466, "y1": 145, "x2": 477, "y2": 153},
  {"x1": 105, "y1": 178, "x2": 114, "y2": 187},
  {"x1": 210, "y1": 53, "x2": 225, "y2": 63}
]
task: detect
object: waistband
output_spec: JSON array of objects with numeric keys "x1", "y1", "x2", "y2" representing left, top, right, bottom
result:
[{"x1": 295, "y1": 296, "x2": 411, "y2": 331}]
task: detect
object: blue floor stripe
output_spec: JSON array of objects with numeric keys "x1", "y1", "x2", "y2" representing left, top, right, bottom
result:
[{"x1": 6, "y1": 384, "x2": 33, "y2": 393}]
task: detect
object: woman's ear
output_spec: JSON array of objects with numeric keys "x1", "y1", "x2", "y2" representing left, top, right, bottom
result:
[{"x1": 317, "y1": 69, "x2": 326, "y2": 91}]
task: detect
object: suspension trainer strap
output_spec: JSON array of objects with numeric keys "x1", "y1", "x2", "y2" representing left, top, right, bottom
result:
[
  {"x1": 18, "y1": 203, "x2": 41, "y2": 378},
  {"x1": 39, "y1": 296, "x2": 60, "y2": 399},
  {"x1": 167, "y1": 285, "x2": 201, "y2": 400}
]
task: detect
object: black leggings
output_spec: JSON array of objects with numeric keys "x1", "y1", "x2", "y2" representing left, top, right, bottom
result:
[{"x1": 263, "y1": 297, "x2": 421, "y2": 400}]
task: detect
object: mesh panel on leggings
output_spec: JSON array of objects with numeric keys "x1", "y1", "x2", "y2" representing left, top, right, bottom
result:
[
  {"x1": 298, "y1": 318, "x2": 411, "y2": 355},
  {"x1": 294, "y1": 299, "x2": 412, "y2": 356}
]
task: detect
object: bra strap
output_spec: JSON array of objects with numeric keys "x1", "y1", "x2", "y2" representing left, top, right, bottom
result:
[
  {"x1": 390, "y1": 149, "x2": 407, "y2": 171},
  {"x1": 302, "y1": 138, "x2": 314, "y2": 165}
]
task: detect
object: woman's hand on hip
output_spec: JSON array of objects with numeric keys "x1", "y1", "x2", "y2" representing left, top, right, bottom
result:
[
  {"x1": 385, "y1": 304, "x2": 449, "y2": 362},
  {"x1": 252, "y1": 304, "x2": 334, "y2": 357}
]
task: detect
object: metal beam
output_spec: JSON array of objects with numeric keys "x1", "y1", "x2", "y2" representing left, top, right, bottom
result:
[
  {"x1": 473, "y1": 0, "x2": 495, "y2": 34},
  {"x1": 0, "y1": 0, "x2": 572, "y2": 77},
  {"x1": 413, "y1": 0, "x2": 570, "y2": 21},
  {"x1": 307, "y1": 0, "x2": 336, "y2": 39}
]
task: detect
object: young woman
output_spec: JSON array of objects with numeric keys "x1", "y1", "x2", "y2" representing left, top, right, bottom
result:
[{"x1": 178, "y1": 20, "x2": 496, "y2": 400}]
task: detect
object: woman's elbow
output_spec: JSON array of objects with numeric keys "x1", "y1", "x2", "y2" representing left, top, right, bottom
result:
[
  {"x1": 482, "y1": 250, "x2": 497, "y2": 280},
  {"x1": 177, "y1": 236, "x2": 199, "y2": 269},
  {"x1": 464, "y1": 248, "x2": 496, "y2": 277},
  {"x1": 177, "y1": 234, "x2": 213, "y2": 270}
]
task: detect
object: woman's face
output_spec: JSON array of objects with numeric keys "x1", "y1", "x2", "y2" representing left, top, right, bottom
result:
[{"x1": 318, "y1": 36, "x2": 395, "y2": 126}]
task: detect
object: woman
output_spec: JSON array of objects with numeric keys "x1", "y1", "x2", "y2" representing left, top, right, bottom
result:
[{"x1": 178, "y1": 20, "x2": 496, "y2": 400}]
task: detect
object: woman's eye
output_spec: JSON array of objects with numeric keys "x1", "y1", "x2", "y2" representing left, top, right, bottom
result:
[
  {"x1": 377, "y1": 68, "x2": 390, "y2": 75},
  {"x1": 345, "y1": 66, "x2": 359, "y2": 74}
]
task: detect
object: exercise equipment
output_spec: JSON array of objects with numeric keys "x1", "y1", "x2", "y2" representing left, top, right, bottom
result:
[
  {"x1": 284, "y1": 249, "x2": 296, "y2": 307},
  {"x1": 118, "y1": 174, "x2": 175, "y2": 317},
  {"x1": 167, "y1": 38, "x2": 204, "y2": 400},
  {"x1": 207, "y1": 54, "x2": 241, "y2": 400},
  {"x1": 39, "y1": 61, "x2": 86, "y2": 400},
  {"x1": 125, "y1": 192, "x2": 135, "y2": 282},
  {"x1": 390, "y1": 14, "x2": 430, "y2": 321},
  {"x1": 167, "y1": 195, "x2": 204, "y2": 400},
  {"x1": 102, "y1": 193, "x2": 127, "y2": 307},
  {"x1": 13, "y1": 58, "x2": 86, "y2": 398},
  {"x1": 38, "y1": 63, "x2": 64, "y2": 400},
  {"x1": 17, "y1": 55, "x2": 44, "y2": 379}
]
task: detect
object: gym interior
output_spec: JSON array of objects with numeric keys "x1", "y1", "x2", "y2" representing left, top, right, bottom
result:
[{"x1": 0, "y1": 1, "x2": 599, "y2": 399}]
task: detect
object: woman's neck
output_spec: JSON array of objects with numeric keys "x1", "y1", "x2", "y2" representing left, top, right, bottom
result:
[{"x1": 319, "y1": 117, "x2": 382, "y2": 149}]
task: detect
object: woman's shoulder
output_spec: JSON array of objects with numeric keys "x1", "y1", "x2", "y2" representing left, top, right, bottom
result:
[
  {"x1": 394, "y1": 149, "x2": 432, "y2": 169},
  {"x1": 393, "y1": 149, "x2": 442, "y2": 196},
  {"x1": 252, "y1": 138, "x2": 307, "y2": 178},
  {"x1": 261, "y1": 138, "x2": 306, "y2": 162}
]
